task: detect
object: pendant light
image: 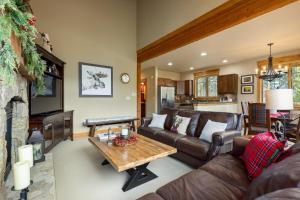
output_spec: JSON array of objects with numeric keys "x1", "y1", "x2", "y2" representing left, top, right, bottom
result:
[{"x1": 258, "y1": 43, "x2": 285, "y2": 82}]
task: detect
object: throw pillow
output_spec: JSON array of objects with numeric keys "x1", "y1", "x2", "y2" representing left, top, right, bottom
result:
[
  {"x1": 200, "y1": 120, "x2": 227, "y2": 143},
  {"x1": 148, "y1": 113, "x2": 167, "y2": 129},
  {"x1": 242, "y1": 132, "x2": 285, "y2": 180},
  {"x1": 170, "y1": 115, "x2": 191, "y2": 135}
]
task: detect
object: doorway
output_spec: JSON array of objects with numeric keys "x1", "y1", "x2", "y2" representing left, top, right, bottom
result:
[{"x1": 140, "y1": 79, "x2": 147, "y2": 118}]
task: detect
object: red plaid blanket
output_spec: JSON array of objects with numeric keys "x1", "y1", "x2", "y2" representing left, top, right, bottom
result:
[{"x1": 242, "y1": 132, "x2": 285, "y2": 179}]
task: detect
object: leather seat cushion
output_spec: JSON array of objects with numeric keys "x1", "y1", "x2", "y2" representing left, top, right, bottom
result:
[
  {"x1": 245, "y1": 150, "x2": 300, "y2": 200},
  {"x1": 138, "y1": 127, "x2": 163, "y2": 140},
  {"x1": 157, "y1": 169, "x2": 244, "y2": 200},
  {"x1": 177, "y1": 110, "x2": 201, "y2": 136},
  {"x1": 176, "y1": 136, "x2": 210, "y2": 160},
  {"x1": 155, "y1": 131, "x2": 185, "y2": 147},
  {"x1": 137, "y1": 193, "x2": 164, "y2": 200},
  {"x1": 200, "y1": 154, "x2": 250, "y2": 192}
]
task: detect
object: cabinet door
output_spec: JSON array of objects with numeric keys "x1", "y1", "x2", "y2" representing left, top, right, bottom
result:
[
  {"x1": 217, "y1": 75, "x2": 227, "y2": 94},
  {"x1": 184, "y1": 80, "x2": 193, "y2": 96},
  {"x1": 217, "y1": 74, "x2": 238, "y2": 94}
]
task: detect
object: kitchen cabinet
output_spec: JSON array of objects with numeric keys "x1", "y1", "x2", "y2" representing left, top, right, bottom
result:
[
  {"x1": 185, "y1": 80, "x2": 193, "y2": 96},
  {"x1": 217, "y1": 74, "x2": 238, "y2": 94},
  {"x1": 177, "y1": 80, "x2": 193, "y2": 96},
  {"x1": 158, "y1": 78, "x2": 177, "y2": 87}
]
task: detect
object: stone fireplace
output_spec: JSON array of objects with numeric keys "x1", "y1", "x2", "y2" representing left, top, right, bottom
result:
[{"x1": 0, "y1": 74, "x2": 29, "y2": 196}]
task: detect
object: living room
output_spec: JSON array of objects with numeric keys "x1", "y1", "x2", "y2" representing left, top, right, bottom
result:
[{"x1": 0, "y1": 0, "x2": 300, "y2": 200}]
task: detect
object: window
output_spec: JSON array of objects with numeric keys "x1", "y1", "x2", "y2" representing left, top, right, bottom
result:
[
  {"x1": 196, "y1": 77, "x2": 206, "y2": 97},
  {"x1": 194, "y1": 69, "x2": 219, "y2": 99},
  {"x1": 208, "y1": 76, "x2": 218, "y2": 97},
  {"x1": 292, "y1": 66, "x2": 300, "y2": 105},
  {"x1": 262, "y1": 73, "x2": 288, "y2": 102},
  {"x1": 257, "y1": 54, "x2": 300, "y2": 107}
]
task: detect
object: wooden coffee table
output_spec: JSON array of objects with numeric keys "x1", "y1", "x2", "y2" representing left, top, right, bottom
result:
[{"x1": 88, "y1": 133, "x2": 177, "y2": 191}]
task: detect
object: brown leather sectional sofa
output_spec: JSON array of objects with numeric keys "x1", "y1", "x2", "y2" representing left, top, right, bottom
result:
[
  {"x1": 138, "y1": 137, "x2": 300, "y2": 200},
  {"x1": 138, "y1": 108, "x2": 243, "y2": 167}
]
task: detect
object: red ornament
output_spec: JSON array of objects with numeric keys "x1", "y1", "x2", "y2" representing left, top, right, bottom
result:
[{"x1": 28, "y1": 16, "x2": 37, "y2": 26}]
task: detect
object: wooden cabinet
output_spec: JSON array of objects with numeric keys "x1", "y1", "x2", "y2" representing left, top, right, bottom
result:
[
  {"x1": 177, "y1": 80, "x2": 193, "y2": 96},
  {"x1": 29, "y1": 111, "x2": 74, "y2": 153},
  {"x1": 217, "y1": 74, "x2": 238, "y2": 94},
  {"x1": 158, "y1": 78, "x2": 177, "y2": 87},
  {"x1": 184, "y1": 80, "x2": 193, "y2": 96}
]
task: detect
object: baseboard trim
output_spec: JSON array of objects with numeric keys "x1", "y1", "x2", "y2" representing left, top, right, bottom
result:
[{"x1": 73, "y1": 128, "x2": 121, "y2": 140}]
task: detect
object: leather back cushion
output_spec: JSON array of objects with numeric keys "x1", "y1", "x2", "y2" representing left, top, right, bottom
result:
[
  {"x1": 177, "y1": 110, "x2": 201, "y2": 136},
  {"x1": 195, "y1": 111, "x2": 239, "y2": 137},
  {"x1": 160, "y1": 107, "x2": 178, "y2": 130},
  {"x1": 254, "y1": 188, "x2": 300, "y2": 200},
  {"x1": 245, "y1": 146, "x2": 300, "y2": 200}
]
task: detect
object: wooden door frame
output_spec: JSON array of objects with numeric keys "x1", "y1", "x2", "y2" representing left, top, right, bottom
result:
[{"x1": 136, "y1": 0, "x2": 297, "y2": 121}]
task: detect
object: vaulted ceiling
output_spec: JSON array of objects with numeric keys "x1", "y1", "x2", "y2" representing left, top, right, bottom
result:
[{"x1": 142, "y1": 1, "x2": 300, "y2": 72}]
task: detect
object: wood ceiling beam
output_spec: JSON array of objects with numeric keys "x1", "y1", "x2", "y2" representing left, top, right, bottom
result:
[{"x1": 137, "y1": 0, "x2": 298, "y2": 63}]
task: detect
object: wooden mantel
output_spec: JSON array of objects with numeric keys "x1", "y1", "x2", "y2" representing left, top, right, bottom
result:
[
  {"x1": 137, "y1": 0, "x2": 298, "y2": 63},
  {"x1": 10, "y1": 32, "x2": 35, "y2": 80}
]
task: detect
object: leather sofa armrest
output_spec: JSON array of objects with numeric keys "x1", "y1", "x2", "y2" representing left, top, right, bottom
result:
[
  {"x1": 231, "y1": 136, "x2": 251, "y2": 157},
  {"x1": 137, "y1": 193, "x2": 164, "y2": 200},
  {"x1": 141, "y1": 117, "x2": 152, "y2": 127},
  {"x1": 212, "y1": 130, "x2": 242, "y2": 146},
  {"x1": 206, "y1": 130, "x2": 241, "y2": 160}
]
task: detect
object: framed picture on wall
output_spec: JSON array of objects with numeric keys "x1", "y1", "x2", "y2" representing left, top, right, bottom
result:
[
  {"x1": 79, "y1": 62, "x2": 113, "y2": 97},
  {"x1": 241, "y1": 85, "x2": 254, "y2": 94},
  {"x1": 241, "y1": 75, "x2": 254, "y2": 84}
]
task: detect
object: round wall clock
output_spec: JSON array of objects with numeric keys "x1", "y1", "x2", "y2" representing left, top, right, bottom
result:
[{"x1": 120, "y1": 73, "x2": 130, "y2": 84}]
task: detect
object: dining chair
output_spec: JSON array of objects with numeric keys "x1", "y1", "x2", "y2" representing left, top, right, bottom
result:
[
  {"x1": 241, "y1": 102, "x2": 249, "y2": 135},
  {"x1": 248, "y1": 103, "x2": 271, "y2": 135},
  {"x1": 285, "y1": 117, "x2": 300, "y2": 142}
]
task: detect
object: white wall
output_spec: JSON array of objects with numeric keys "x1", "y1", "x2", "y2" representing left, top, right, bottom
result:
[
  {"x1": 180, "y1": 49, "x2": 300, "y2": 113},
  {"x1": 31, "y1": 0, "x2": 137, "y2": 134},
  {"x1": 141, "y1": 67, "x2": 158, "y2": 117},
  {"x1": 158, "y1": 70, "x2": 181, "y2": 80},
  {"x1": 137, "y1": 0, "x2": 227, "y2": 49},
  {"x1": 181, "y1": 59, "x2": 257, "y2": 112}
]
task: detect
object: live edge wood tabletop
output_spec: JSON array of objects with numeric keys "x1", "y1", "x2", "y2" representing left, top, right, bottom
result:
[{"x1": 88, "y1": 133, "x2": 177, "y2": 172}]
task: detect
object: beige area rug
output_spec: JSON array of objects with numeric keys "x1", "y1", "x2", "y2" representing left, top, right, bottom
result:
[{"x1": 52, "y1": 139, "x2": 192, "y2": 200}]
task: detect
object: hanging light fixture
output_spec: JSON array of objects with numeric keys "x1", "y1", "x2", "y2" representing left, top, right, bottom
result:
[{"x1": 257, "y1": 43, "x2": 286, "y2": 82}]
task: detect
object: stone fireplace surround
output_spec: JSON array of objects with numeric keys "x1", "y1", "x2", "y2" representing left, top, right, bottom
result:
[{"x1": 0, "y1": 73, "x2": 29, "y2": 198}]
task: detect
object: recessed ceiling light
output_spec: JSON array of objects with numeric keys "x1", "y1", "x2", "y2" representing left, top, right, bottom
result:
[
  {"x1": 189, "y1": 67, "x2": 194, "y2": 70},
  {"x1": 167, "y1": 62, "x2": 173, "y2": 66},
  {"x1": 201, "y1": 52, "x2": 207, "y2": 56},
  {"x1": 222, "y1": 59, "x2": 228, "y2": 63}
]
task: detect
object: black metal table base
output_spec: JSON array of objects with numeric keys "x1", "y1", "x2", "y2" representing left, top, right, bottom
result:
[
  {"x1": 101, "y1": 159, "x2": 158, "y2": 192},
  {"x1": 101, "y1": 159, "x2": 110, "y2": 166}
]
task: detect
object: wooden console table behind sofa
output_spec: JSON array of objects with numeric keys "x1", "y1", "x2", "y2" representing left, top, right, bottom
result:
[{"x1": 84, "y1": 116, "x2": 138, "y2": 137}]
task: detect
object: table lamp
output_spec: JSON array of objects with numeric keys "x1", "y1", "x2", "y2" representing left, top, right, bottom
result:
[{"x1": 265, "y1": 89, "x2": 294, "y2": 139}]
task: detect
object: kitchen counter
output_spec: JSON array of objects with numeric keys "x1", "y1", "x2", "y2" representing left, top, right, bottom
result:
[
  {"x1": 193, "y1": 102, "x2": 238, "y2": 113},
  {"x1": 193, "y1": 102, "x2": 238, "y2": 106}
]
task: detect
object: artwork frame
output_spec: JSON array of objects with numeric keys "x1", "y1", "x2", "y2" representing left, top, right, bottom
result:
[
  {"x1": 241, "y1": 75, "x2": 254, "y2": 84},
  {"x1": 79, "y1": 62, "x2": 113, "y2": 97},
  {"x1": 241, "y1": 85, "x2": 254, "y2": 94}
]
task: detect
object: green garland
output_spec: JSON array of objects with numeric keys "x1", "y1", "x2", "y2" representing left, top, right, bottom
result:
[{"x1": 0, "y1": 0, "x2": 46, "y2": 94}]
